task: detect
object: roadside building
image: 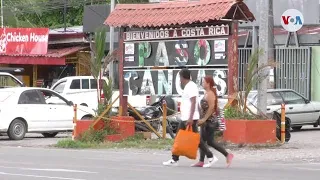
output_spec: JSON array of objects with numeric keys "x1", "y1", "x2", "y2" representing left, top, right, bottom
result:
[
  {"x1": 0, "y1": 27, "x2": 90, "y2": 87},
  {"x1": 236, "y1": 0, "x2": 320, "y2": 101}
]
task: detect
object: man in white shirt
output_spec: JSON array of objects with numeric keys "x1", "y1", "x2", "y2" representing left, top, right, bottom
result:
[{"x1": 163, "y1": 68, "x2": 214, "y2": 167}]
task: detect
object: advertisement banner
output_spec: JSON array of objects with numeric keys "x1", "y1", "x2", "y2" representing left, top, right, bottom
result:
[{"x1": 0, "y1": 28, "x2": 49, "y2": 55}]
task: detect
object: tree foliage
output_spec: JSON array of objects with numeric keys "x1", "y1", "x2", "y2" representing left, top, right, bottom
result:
[
  {"x1": 224, "y1": 49, "x2": 277, "y2": 119},
  {"x1": 3, "y1": 0, "x2": 149, "y2": 28}
]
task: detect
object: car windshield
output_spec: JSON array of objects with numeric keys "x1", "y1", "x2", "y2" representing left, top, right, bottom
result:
[
  {"x1": 0, "y1": 91, "x2": 14, "y2": 102},
  {"x1": 247, "y1": 91, "x2": 257, "y2": 105},
  {"x1": 247, "y1": 92, "x2": 257, "y2": 100}
]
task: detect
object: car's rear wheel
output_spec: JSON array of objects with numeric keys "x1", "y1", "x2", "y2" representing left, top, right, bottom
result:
[
  {"x1": 42, "y1": 132, "x2": 58, "y2": 138},
  {"x1": 8, "y1": 119, "x2": 27, "y2": 140},
  {"x1": 292, "y1": 126, "x2": 302, "y2": 131},
  {"x1": 314, "y1": 116, "x2": 320, "y2": 127}
]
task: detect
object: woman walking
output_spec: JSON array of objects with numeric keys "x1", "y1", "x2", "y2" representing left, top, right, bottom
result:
[{"x1": 192, "y1": 76, "x2": 234, "y2": 168}]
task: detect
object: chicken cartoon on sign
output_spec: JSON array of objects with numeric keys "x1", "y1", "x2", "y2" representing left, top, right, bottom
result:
[{"x1": 0, "y1": 32, "x2": 7, "y2": 54}]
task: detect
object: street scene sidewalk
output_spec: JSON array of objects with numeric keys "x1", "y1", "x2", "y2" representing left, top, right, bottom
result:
[
  {"x1": 0, "y1": 131, "x2": 319, "y2": 180},
  {"x1": 0, "y1": 126, "x2": 319, "y2": 164},
  {"x1": 1, "y1": 0, "x2": 320, "y2": 179}
]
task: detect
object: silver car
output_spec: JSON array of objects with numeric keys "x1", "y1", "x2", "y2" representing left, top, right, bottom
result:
[{"x1": 247, "y1": 89, "x2": 320, "y2": 130}]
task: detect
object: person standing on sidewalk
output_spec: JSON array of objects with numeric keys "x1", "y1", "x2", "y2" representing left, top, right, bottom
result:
[
  {"x1": 191, "y1": 76, "x2": 234, "y2": 168},
  {"x1": 163, "y1": 69, "x2": 216, "y2": 167}
]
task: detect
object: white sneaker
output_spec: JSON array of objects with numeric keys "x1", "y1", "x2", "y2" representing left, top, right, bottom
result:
[
  {"x1": 203, "y1": 156, "x2": 218, "y2": 168},
  {"x1": 163, "y1": 159, "x2": 178, "y2": 166}
]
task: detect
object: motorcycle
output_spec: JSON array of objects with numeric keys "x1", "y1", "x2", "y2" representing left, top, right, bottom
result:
[{"x1": 127, "y1": 96, "x2": 177, "y2": 139}]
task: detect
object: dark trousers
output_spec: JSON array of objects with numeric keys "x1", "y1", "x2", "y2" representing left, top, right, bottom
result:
[
  {"x1": 199, "y1": 121, "x2": 229, "y2": 162},
  {"x1": 172, "y1": 120, "x2": 213, "y2": 161}
]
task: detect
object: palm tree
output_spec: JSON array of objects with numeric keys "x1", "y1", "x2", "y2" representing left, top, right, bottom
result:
[{"x1": 226, "y1": 49, "x2": 277, "y2": 118}]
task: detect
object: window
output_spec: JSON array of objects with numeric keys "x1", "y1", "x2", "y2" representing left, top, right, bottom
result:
[
  {"x1": 247, "y1": 92, "x2": 257, "y2": 106},
  {"x1": 90, "y1": 79, "x2": 97, "y2": 89},
  {"x1": 40, "y1": 90, "x2": 68, "y2": 105},
  {"x1": 82, "y1": 79, "x2": 89, "y2": 89},
  {"x1": 70, "y1": 79, "x2": 80, "y2": 89},
  {"x1": 90, "y1": 79, "x2": 107, "y2": 89},
  {"x1": 281, "y1": 91, "x2": 305, "y2": 104},
  {"x1": 267, "y1": 92, "x2": 283, "y2": 106},
  {"x1": 18, "y1": 90, "x2": 44, "y2": 104},
  {"x1": 52, "y1": 81, "x2": 66, "y2": 93},
  {"x1": 0, "y1": 75, "x2": 22, "y2": 87}
]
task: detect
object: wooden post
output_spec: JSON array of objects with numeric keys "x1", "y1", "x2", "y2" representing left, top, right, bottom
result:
[
  {"x1": 92, "y1": 95, "x2": 119, "y2": 127},
  {"x1": 162, "y1": 100, "x2": 167, "y2": 139},
  {"x1": 32, "y1": 65, "x2": 38, "y2": 87},
  {"x1": 72, "y1": 104, "x2": 77, "y2": 141},
  {"x1": 128, "y1": 103, "x2": 161, "y2": 138},
  {"x1": 119, "y1": 27, "x2": 128, "y2": 116},
  {"x1": 227, "y1": 21, "x2": 239, "y2": 105},
  {"x1": 281, "y1": 103, "x2": 286, "y2": 143}
]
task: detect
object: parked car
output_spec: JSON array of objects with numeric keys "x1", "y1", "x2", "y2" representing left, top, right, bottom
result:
[
  {"x1": 0, "y1": 87, "x2": 94, "y2": 140},
  {"x1": 164, "y1": 91, "x2": 229, "y2": 114},
  {"x1": 0, "y1": 72, "x2": 24, "y2": 88},
  {"x1": 50, "y1": 76, "x2": 147, "y2": 110},
  {"x1": 247, "y1": 89, "x2": 320, "y2": 130}
]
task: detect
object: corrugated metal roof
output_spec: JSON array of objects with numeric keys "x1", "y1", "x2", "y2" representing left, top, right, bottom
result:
[
  {"x1": 105, "y1": 0, "x2": 255, "y2": 28},
  {"x1": 49, "y1": 26, "x2": 84, "y2": 34}
]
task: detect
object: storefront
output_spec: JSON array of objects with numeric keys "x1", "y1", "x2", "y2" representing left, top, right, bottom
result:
[
  {"x1": 105, "y1": 0, "x2": 255, "y2": 115},
  {"x1": 0, "y1": 28, "x2": 90, "y2": 87}
]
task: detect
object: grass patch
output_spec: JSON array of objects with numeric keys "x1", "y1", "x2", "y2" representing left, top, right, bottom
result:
[
  {"x1": 56, "y1": 139, "x2": 100, "y2": 149},
  {"x1": 55, "y1": 134, "x2": 174, "y2": 150}
]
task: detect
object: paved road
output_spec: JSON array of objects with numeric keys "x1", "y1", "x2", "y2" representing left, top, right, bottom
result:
[
  {"x1": 0, "y1": 126, "x2": 319, "y2": 180},
  {"x1": 0, "y1": 146, "x2": 319, "y2": 180},
  {"x1": 0, "y1": 132, "x2": 70, "y2": 147}
]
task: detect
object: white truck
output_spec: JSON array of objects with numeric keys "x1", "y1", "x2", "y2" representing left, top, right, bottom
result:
[{"x1": 50, "y1": 76, "x2": 147, "y2": 111}]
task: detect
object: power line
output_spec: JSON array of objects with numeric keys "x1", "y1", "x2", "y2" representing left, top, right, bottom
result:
[
  {"x1": 6, "y1": 0, "x2": 36, "y2": 27},
  {"x1": 4, "y1": 0, "x2": 106, "y2": 13},
  {"x1": 26, "y1": 0, "x2": 45, "y2": 27}
]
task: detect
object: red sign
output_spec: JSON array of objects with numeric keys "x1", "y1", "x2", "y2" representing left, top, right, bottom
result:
[
  {"x1": 124, "y1": 25, "x2": 230, "y2": 42},
  {"x1": 0, "y1": 28, "x2": 49, "y2": 55}
]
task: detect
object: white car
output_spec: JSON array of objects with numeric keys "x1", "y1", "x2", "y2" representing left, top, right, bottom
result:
[
  {"x1": 247, "y1": 89, "x2": 320, "y2": 130},
  {"x1": 0, "y1": 87, "x2": 94, "y2": 140},
  {"x1": 51, "y1": 76, "x2": 147, "y2": 110},
  {"x1": 168, "y1": 91, "x2": 229, "y2": 113}
]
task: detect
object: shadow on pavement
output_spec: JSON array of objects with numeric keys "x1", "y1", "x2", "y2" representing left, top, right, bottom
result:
[{"x1": 291, "y1": 127, "x2": 320, "y2": 133}]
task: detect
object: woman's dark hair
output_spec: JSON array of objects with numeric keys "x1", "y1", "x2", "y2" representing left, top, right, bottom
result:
[
  {"x1": 204, "y1": 76, "x2": 218, "y2": 114},
  {"x1": 179, "y1": 68, "x2": 191, "y2": 80}
]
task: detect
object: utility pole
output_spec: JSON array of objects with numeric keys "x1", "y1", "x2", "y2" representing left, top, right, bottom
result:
[
  {"x1": 257, "y1": 0, "x2": 274, "y2": 115},
  {"x1": 109, "y1": 0, "x2": 115, "y2": 87},
  {"x1": 1, "y1": 0, "x2": 4, "y2": 28}
]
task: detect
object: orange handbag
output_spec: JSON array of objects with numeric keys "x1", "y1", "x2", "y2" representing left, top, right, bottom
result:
[{"x1": 172, "y1": 125, "x2": 200, "y2": 159}]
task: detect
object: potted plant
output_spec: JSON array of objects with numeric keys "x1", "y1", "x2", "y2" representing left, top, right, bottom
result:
[
  {"x1": 75, "y1": 27, "x2": 135, "y2": 142},
  {"x1": 223, "y1": 49, "x2": 278, "y2": 145}
]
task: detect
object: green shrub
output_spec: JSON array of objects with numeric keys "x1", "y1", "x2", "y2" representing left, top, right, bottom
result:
[{"x1": 224, "y1": 106, "x2": 257, "y2": 120}]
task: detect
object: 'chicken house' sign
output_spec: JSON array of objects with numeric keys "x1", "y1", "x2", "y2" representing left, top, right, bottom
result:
[{"x1": 0, "y1": 28, "x2": 49, "y2": 55}]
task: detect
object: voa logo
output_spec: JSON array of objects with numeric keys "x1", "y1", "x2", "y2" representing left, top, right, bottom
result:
[{"x1": 281, "y1": 9, "x2": 304, "y2": 32}]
